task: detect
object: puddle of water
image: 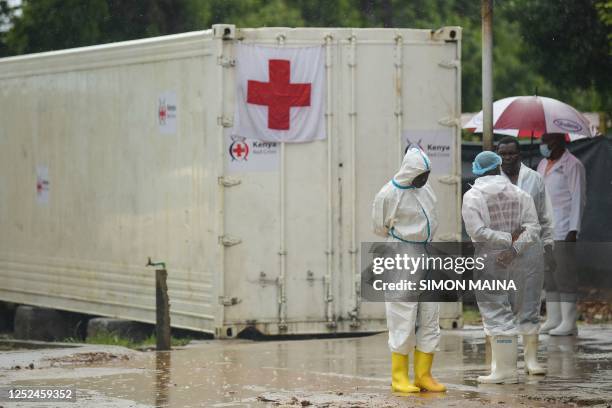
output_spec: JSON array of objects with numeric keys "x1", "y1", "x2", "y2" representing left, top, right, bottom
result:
[
  {"x1": 1, "y1": 326, "x2": 610, "y2": 407},
  {"x1": 0, "y1": 339, "x2": 79, "y2": 351}
]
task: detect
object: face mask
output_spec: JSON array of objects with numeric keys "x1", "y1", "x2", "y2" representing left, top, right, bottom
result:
[{"x1": 539, "y1": 144, "x2": 552, "y2": 158}]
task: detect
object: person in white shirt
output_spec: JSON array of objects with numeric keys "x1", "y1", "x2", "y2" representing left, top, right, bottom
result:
[
  {"x1": 537, "y1": 133, "x2": 586, "y2": 336},
  {"x1": 497, "y1": 136, "x2": 553, "y2": 375},
  {"x1": 463, "y1": 151, "x2": 541, "y2": 384}
]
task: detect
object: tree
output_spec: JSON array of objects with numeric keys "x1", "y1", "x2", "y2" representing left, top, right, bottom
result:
[
  {"x1": 0, "y1": 0, "x2": 22, "y2": 56},
  {"x1": 0, "y1": 0, "x2": 608, "y2": 112},
  {"x1": 507, "y1": 0, "x2": 611, "y2": 111},
  {"x1": 3, "y1": 0, "x2": 208, "y2": 55},
  {"x1": 5, "y1": 0, "x2": 110, "y2": 54}
]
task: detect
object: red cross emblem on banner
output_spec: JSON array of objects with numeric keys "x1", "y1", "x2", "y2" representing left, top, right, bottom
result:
[
  {"x1": 229, "y1": 140, "x2": 249, "y2": 161},
  {"x1": 247, "y1": 59, "x2": 311, "y2": 130}
]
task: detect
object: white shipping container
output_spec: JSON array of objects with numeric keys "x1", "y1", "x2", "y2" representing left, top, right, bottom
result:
[{"x1": 0, "y1": 25, "x2": 463, "y2": 337}]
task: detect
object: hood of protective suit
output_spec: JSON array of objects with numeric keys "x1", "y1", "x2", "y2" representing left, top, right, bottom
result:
[
  {"x1": 392, "y1": 147, "x2": 431, "y2": 187},
  {"x1": 472, "y1": 175, "x2": 509, "y2": 194}
]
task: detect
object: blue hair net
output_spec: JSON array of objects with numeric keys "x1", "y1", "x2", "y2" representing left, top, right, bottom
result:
[{"x1": 472, "y1": 151, "x2": 502, "y2": 175}]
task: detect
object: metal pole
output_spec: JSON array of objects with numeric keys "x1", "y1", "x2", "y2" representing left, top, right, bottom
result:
[{"x1": 482, "y1": 0, "x2": 494, "y2": 151}]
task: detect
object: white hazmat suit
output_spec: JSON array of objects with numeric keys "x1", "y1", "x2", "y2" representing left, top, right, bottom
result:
[
  {"x1": 462, "y1": 162, "x2": 541, "y2": 384},
  {"x1": 462, "y1": 174, "x2": 541, "y2": 337},
  {"x1": 502, "y1": 163, "x2": 554, "y2": 335},
  {"x1": 372, "y1": 147, "x2": 439, "y2": 355},
  {"x1": 501, "y1": 162, "x2": 553, "y2": 375}
]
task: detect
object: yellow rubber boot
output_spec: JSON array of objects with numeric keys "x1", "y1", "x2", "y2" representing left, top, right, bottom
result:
[
  {"x1": 391, "y1": 352, "x2": 420, "y2": 393},
  {"x1": 414, "y1": 349, "x2": 447, "y2": 392}
]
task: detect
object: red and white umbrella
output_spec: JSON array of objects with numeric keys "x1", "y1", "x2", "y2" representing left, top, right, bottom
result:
[{"x1": 464, "y1": 96, "x2": 593, "y2": 141}]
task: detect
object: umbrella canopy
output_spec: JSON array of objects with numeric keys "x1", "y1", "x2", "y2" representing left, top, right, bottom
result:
[{"x1": 464, "y1": 96, "x2": 593, "y2": 141}]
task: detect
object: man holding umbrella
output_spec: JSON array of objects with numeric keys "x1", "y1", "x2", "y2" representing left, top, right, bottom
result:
[{"x1": 537, "y1": 133, "x2": 586, "y2": 336}]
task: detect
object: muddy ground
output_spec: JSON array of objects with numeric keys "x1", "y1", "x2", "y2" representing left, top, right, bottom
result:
[{"x1": 0, "y1": 325, "x2": 611, "y2": 407}]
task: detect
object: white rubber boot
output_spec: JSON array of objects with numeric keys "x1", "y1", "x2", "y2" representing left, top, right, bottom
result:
[
  {"x1": 540, "y1": 299, "x2": 561, "y2": 334},
  {"x1": 523, "y1": 334, "x2": 546, "y2": 375},
  {"x1": 549, "y1": 302, "x2": 578, "y2": 336},
  {"x1": 478, "y1": 335, "x2": 519, "y2": 384}
]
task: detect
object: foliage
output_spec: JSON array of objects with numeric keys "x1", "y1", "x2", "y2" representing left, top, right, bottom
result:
[
  {"x1": 0, "y1": 0, "x2": 609, "y2": 112},
  {"x1": 505, "y1": 0, "x2": 611, "y2": 111}
]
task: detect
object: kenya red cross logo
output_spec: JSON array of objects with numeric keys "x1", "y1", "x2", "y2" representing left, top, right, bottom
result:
[
  {"x1": 247, "y1": 59, "x2": 311, "y2": 130},
  {"x1": 229, "y1": 140, "x2": 249, "y2": 161}
]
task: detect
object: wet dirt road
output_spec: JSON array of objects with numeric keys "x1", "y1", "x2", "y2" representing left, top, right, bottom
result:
[{"x1": 0, "y1": 325, "x2": 611, "y2": 407}]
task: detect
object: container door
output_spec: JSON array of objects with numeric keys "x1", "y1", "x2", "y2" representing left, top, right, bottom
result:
[{"x1": 221, "y1": 29, "x2": 341, "y2": 334}]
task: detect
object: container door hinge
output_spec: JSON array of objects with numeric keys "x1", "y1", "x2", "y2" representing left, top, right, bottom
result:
[
  {"x1": 217, "y1": 56, "x2": 235, "y2": 67},
  {"x1": 219, "y1": 235, "x2": 242, "y2": 247},
  {"x1": 439, "y1": 175, "x2": 461, "y2": 185},
  {"x1": 326, "y1": 320, "x2": 338, "y2": 329},
  {"x1": 218, "y1": 176, "x2": 241, "y2": 187},
  {"x1": 219, "y1": 296, "x2": 241, "y2": 306},
  {"x1": 348, "y1": 310, "x2": 361, "y2": 328},
  {"x1": 438, "y1": 117, "x2": 460, "y2": 127},
  {"x1": 439, "y1": 59, "x2": 460, "y2": 69},
  {"x1": 217, "y1": 116, "x2": 233, "y2": 127}
]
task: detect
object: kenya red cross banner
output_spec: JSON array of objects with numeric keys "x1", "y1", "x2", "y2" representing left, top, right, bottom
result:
[{"x1": 232, "y1": 44, "x2": 326, "y2": 143}]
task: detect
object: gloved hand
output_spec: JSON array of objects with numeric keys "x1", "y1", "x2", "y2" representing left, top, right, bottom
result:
[
  {"x1": 496, "y1": 248, "x2": 517, "y2": 268},
  {"x1": 511, "y1": 227, "x2": 525, "y2": 243}
]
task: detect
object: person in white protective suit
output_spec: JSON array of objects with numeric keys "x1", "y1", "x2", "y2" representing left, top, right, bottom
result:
[
  {"x1": 497, "y1": 136, "x2": 553, "y2": 375},
  {"x1": 462, "y1": 151, "x2": 541, "y2": 384},
  {"x1": 372, "y1": 147, "x2": 446, "y2": 393}
]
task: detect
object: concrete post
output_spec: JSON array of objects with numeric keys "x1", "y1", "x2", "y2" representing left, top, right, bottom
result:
[{"x1": 156, "y1": 269, "x2": 171, "y2": 351}]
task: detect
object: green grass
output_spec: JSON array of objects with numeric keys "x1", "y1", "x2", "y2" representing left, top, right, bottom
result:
[
  {"x1": 462, "y1": 305, "x2": 483, "y2": 325},
  {"x1": 66, "y1": 331, "x2": 191, "y2": 349}
]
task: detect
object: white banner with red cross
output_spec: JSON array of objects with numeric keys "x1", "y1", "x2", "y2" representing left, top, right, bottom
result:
[{"x1": 231, "y1": 44, "x2": 326, "y2": 143}]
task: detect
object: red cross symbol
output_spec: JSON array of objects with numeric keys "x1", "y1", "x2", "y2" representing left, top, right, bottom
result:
[
  {"x1": 232, "y1": 143, "x2": 246, "y2": 158},
  {"x1": 247, "y1": 59, "x2": 311, "y2": 130},
  {"x1": 229, "y1": 141, "x2": 249, "y2": 160}
]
